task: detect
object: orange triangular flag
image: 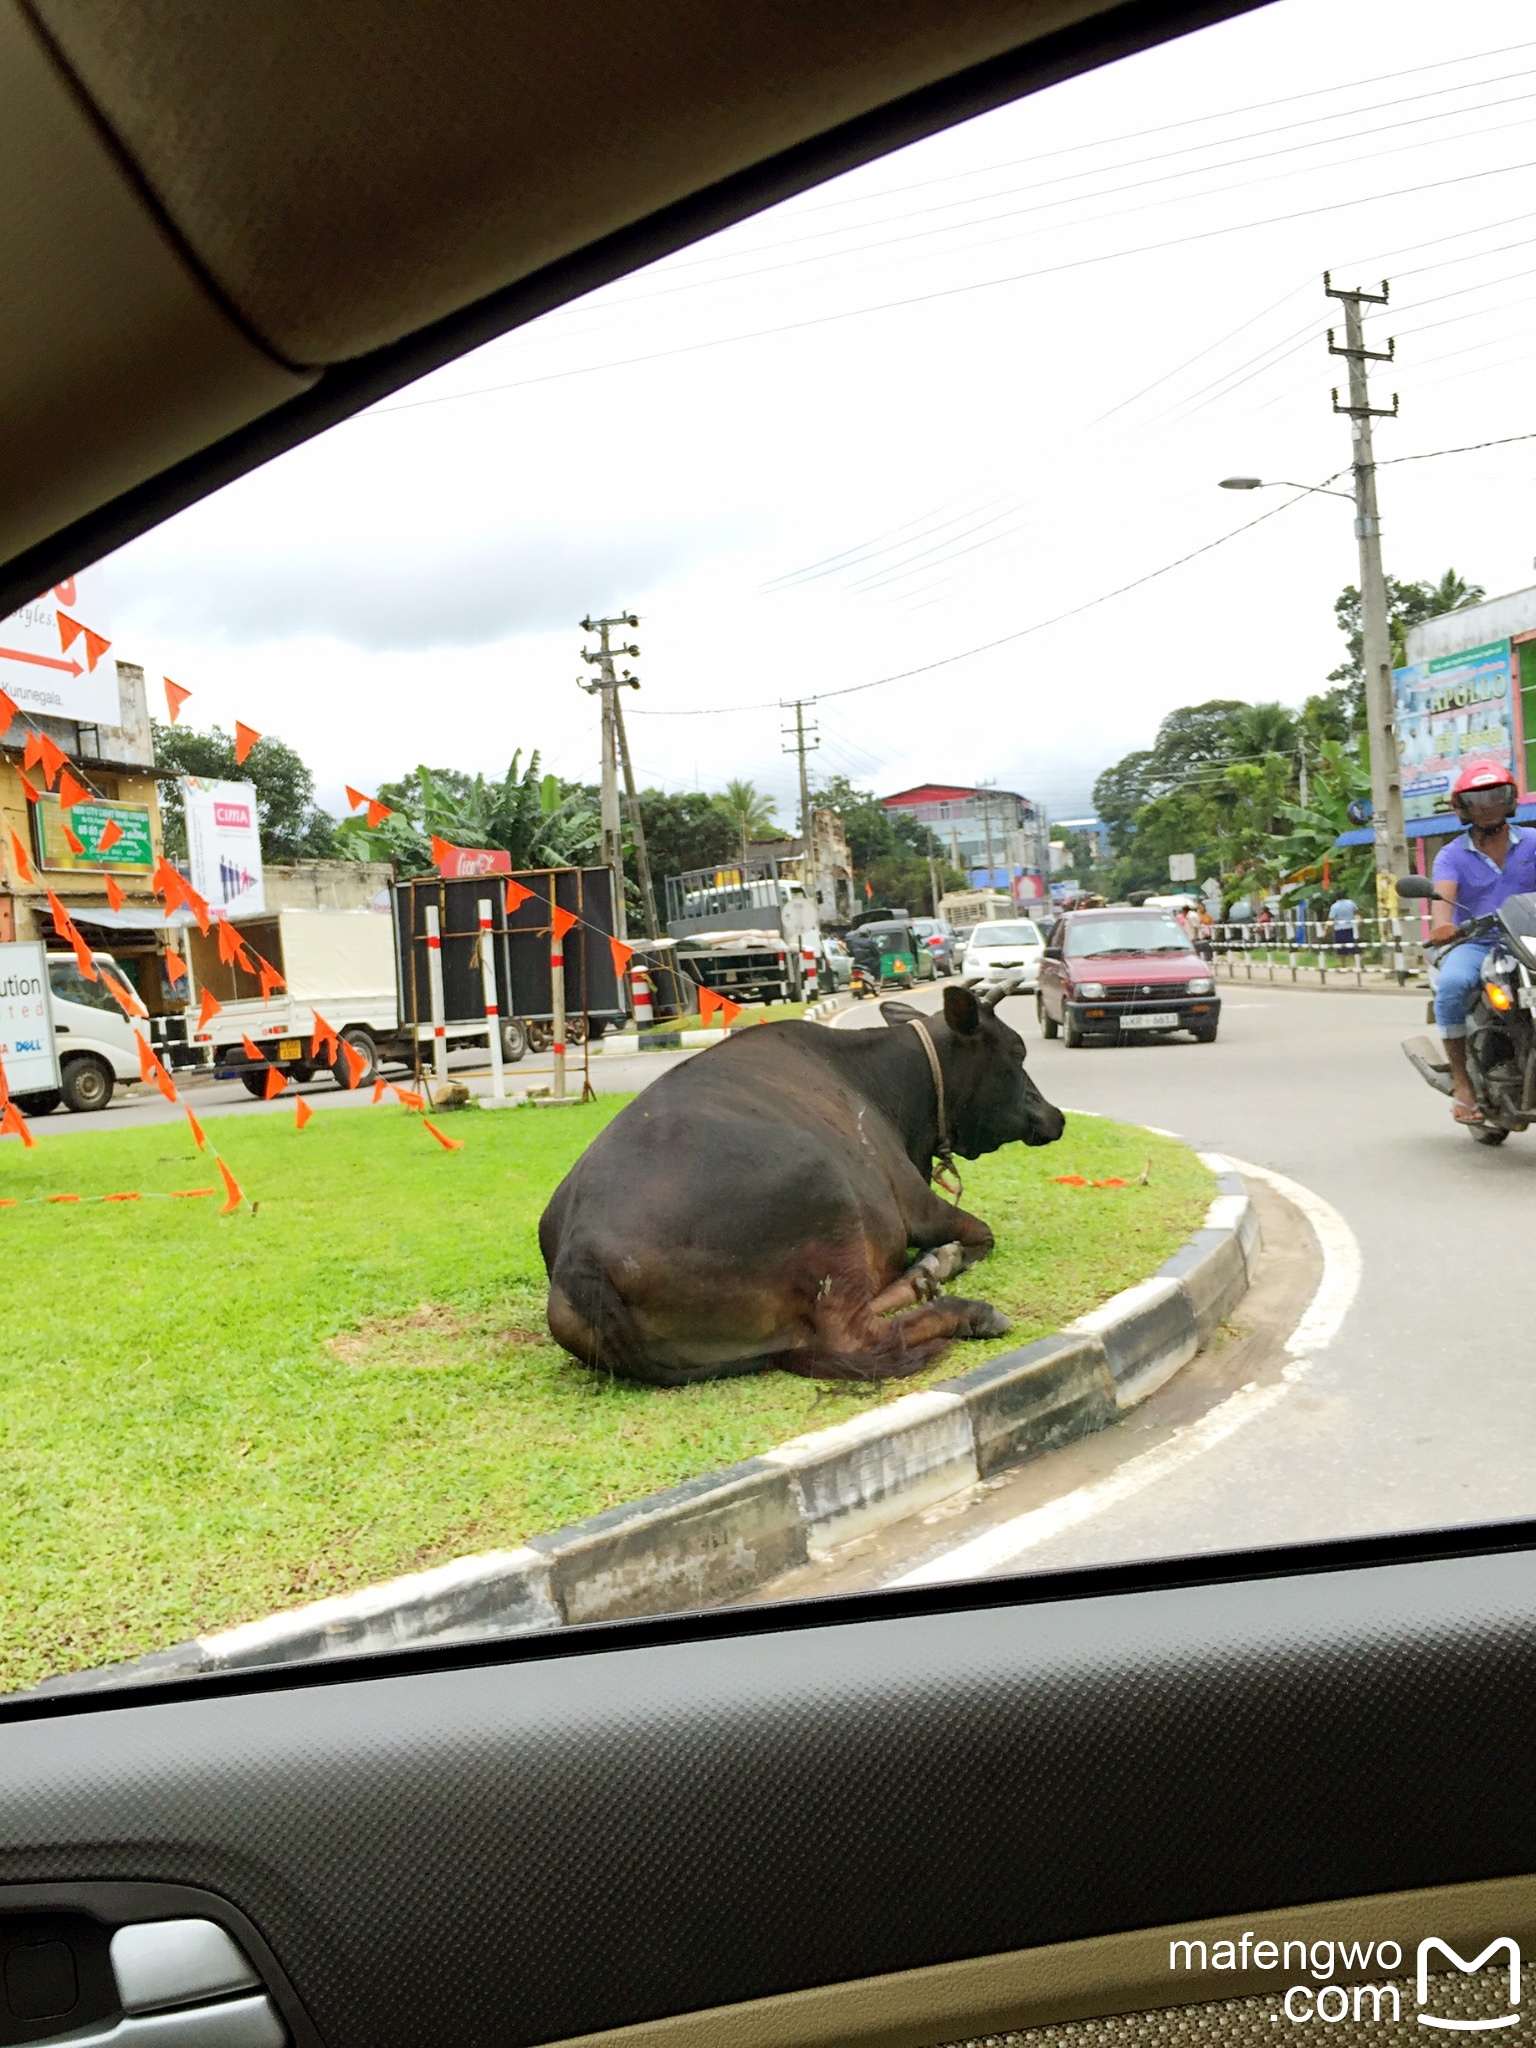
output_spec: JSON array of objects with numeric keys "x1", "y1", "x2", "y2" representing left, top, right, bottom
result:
[
  {"x1": 217, "y1": 919, "x2": 244, "y2": 965},
  {"x1": 197, "y1": 988, "x2": 222, "y2": 1031},
  {"x1": 101, "y1": 970, "x2": 145, "y2": 1018},
  {"x1": 0, "y1": 685, "x2": 17, "y2": 730},
  {"x1": 151, "y1": 857, "x2": 188, "y2": 913},
  {"x1": 341, "y1": 1040, "x2": 367, "y2": 1090},
  {"x1": 134, "y1": 1032, "x2": 157, "y2": 1086},
  {"x1": 170, "y1": 1188, "x2": 217, "y2": 1199},
  {"x1": 366, "y1": 799, "x2": 391, "y2": 829},
  {"x1": 104, "y1": 873, "x2": 125, "y2": 911},
  {"x1": 8, "y1": 830, "x2": 34, "y2": 884},
  {"x1": 430, "y1": 835, "x2": 457, "y2": 866},
  {"x1": 56, "y1": 612, "x2": 83, "y2": 654},
  {"x1": 716, "y1": 993, "x2": 743, "y2": 1027},
  {"x1": 164, "y1": 947, "x2": 187, "y2": 985},
  {"x1": 16, "y1": 771, "x2": 39, "y2": 805},
  {"x1": 82, "y1": 627, "x2": 110, "y2": 672},
  {"x1": 0, "y1": 1054, "x2": 8, "y2": 1112},
  {"x1": 185, "y1": 1105, "x2": 207, "y2": 1152},
  {"x1": 697, "y1": 985, "x2": 721, "y2": 1026},
  {"x1": 609, "y1": 937, "x2": 633, "y2": 980},
  {"x1": 371, "y1": 1076, "x2": 388, "y2": 1104},
  {"x1": 45, "y1": 889, "x2": 71, "y2": 938},
  {"x1": 101, "y1": 1192, "x2": 142, "y2": 1203},
  {"x1": 310, "y1": 1011, "x2": 339, "y2": 1064},
  {"x1": 37, "y1": 733, "x2": 66, "y2": 787},
  {"x1": 66, "y1": 923, "x2": 98, "y2": 982},
  {"x1": 154, "y1": 1062, "x2": 177, "y2": 1105},
  {"x1": 551, "y1": 905, "x2": 578, "y2": 942},
  {"x1": 294, "y1": 1096, "x2": 312, "y2": 1130},
  {"x1": 56, "y1": 768, "x2": 88, "y2": 811},
  {"x1": 505, "y1": 877, "x2": 534, "y2": 914},
  {"x1": 217, "y1": 1158, "x2": 244, "y2": 1214},
  {"x1": 164, "y1": 679, "x2": 191, "y2": 723},
  {"x1": 96, "y1": 818, "x2": 123, "y2": 854},
  {"x1": 62, "y1": 823, "x2": 85, "y2": 856},
  {"x1": 22, "y1": 732, "x2": 42, "y2": 770},
  {"x1": 421, "y1": 1117, "x2": 464, "y2": 1152},
  {"x1": 345, "y1": 785, "x2": 369, "y2": 811},
  {"x1": 183, "y1": 885, "x2": 211, "y2": 936},
  {"x1": 263, "y1": 1064, "x2": 287, "y2": 1099},
  {"x1": 256, "y1": 959, "x2": 284, "y2": 1001},
  {"x1": 240, "y1": 1035, "x2": 265, "y2": 1063},
  {"x1": 233, "y1": 721, "x2": 260, "y2": 765},
  {"x1": 392, "y1": 1084, "x2": 424, "y2": 1110},
  {"x1": 1, "y1": 1101, "x2": 35, "y2": 1148}
]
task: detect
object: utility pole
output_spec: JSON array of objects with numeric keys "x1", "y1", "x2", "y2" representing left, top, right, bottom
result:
[
  {"x1": 781, "y1": 698, "x2": 819, "y2": 841},
  {"x1": 978, "y1": 788, "x2": 998, "y2": 908},
  {"x1": 579, "y1": 612, "x2": 640, "y2": 942},
  {"x1": 1326, "y1": 272, "x2": 1408, "y2": 891},
  {"x1": 612, "y1": 689, "x2": 659, "y2": 938}
]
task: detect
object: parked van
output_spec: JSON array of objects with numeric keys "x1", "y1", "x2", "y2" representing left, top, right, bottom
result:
[{"x1": 13, "y1": 953, "x2": 143, "y2": 1115}]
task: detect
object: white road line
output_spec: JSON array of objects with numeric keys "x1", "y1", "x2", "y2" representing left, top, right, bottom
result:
[{"x1": 893, "y1": 1158, "x2": 1361, "y2": 1586}]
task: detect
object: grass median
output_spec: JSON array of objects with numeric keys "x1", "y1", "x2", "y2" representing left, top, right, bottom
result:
[{"x1": 0, "y1": 1093, "x2": 1211, "y2": 1689}]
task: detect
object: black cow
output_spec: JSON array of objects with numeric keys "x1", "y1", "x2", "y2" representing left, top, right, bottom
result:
[{"x1": 540, "y1": 985, "x2": 1065, "y2": 1384}]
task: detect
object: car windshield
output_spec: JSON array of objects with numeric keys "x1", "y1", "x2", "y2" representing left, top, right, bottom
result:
[
  {"x1": 1066, "y1": 919, "x2": 1193, "y2": 958},
  {"x1": 5, "y1": 0, "x2": 1527, "y2": 1700}
]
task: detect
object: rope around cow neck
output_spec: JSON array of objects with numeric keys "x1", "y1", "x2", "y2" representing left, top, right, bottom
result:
[{"x1": 907, "y1": 1017, "x2": 963, "y2": 1208}]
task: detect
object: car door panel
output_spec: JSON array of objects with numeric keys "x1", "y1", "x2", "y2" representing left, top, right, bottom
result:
[{"x1": 3, "y1": 1532, "x2": 1534, "y2": 2048}]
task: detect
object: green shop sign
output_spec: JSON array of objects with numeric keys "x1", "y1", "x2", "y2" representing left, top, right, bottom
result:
[{"x1": 34, "y1": 795, "x2": 155, "y2": 872}]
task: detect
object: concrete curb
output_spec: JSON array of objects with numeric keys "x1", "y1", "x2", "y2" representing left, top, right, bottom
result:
[{"x1": 33, "y1": 1157, "x2": 1259, "y2": 1695}]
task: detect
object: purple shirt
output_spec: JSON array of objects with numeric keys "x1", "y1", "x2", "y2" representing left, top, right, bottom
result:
[{"x1": 1431, "y1": 825, "x2": 1536, "y2": 923}]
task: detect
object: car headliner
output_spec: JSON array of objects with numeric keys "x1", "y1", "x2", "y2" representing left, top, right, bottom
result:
[{"x1": 0, "y1": 0, "x2": 1270, "y2": 616}]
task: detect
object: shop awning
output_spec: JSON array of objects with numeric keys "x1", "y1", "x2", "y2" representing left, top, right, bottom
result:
[
  {"x1": 64, "y1": 904, "x2": 200, "y2": 930},
  {"x1": 1333, "y1": 802, "x2": 1536, "y2": 847}
]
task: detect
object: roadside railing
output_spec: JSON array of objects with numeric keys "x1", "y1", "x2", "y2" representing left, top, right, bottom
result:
[{"x1": 1203, "y1": 916, "x2": 1429, "y2": 988}]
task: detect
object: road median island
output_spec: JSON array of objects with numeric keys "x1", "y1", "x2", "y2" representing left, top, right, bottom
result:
[{"x1": 4, "y1": 1095, "x2": 1239, "y2": 1694}]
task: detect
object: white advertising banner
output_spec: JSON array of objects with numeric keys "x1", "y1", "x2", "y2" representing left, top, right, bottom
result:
[
  {"x1": 0, "y1": 568, "x2": 120, "y2": 727},
  {"x1": 184, "y1": 777, "x2": 265, "y2": 919},
  {"x1": 0, "y1": 941, "x2": 58, "y2": 1096}
]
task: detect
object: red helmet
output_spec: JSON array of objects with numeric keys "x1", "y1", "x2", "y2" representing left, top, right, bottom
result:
[{"x1": 1451, "y1": 757, "x2": 1517, "y2": 823}]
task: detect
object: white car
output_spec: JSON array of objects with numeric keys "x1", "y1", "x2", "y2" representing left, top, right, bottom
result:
[{"x1": 959, "y1": 919, "x2": 1046, "y2": 993}]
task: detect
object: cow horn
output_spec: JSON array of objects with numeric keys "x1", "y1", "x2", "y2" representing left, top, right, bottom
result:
[{"x1": 977, "y1": 983, "x2": 1008, "y2": 1009}]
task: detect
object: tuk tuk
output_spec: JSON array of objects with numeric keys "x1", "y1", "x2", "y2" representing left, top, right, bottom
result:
[{"x1": 858, "y1": 919, "x2": 925, "y2": 988}]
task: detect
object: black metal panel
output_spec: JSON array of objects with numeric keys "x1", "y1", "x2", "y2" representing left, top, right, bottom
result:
[
  {"x1": 395, "y1": 868, "x2": 623, "y2": 1028},
  {"x1": 1, "y1": 1531, "x2": 1536, "y2": 2048}
]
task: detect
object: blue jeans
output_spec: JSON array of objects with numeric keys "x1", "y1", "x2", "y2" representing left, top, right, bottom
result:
[{"x1": 1434, "y1": 939, "x2": 1494, "y2": 1041}]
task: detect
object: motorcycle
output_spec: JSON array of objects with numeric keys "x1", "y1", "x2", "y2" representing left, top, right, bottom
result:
[
  {"x1": 1398, "y1": 873, "x2": 1536, "y2": 1146},
  {"x1": 849, "y1": 962, "x2": 876, "y2": 1000}
]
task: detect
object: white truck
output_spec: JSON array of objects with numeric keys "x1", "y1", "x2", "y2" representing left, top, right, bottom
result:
[{"x1": 9, "y1": 951, "x2": 145, "y2": 1115}]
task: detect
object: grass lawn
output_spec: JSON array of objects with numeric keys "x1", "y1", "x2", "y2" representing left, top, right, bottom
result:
[
  {"x1": 644, "y1": 1001, "x2": 810, "y2": 1032},
  {"x1": 0, "y1": 1096, "x2": 1211, "y2": 1690}
]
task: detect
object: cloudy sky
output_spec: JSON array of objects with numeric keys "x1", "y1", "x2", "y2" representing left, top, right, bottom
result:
[{"x1": 96, "y1": 0, "x2": 1536, "y2": 830}]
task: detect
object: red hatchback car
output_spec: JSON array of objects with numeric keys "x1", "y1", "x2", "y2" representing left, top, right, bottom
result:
[{"x1": 1037, "y1": 906, "x2": 1221, "y2": 1047}]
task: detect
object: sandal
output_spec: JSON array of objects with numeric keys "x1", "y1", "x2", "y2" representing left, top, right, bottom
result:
[{"x1": 1451, "y1": 1100, "x2": 1486, "y2": 1124}]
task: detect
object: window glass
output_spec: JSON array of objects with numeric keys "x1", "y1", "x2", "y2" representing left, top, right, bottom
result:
[{"x1": 5, "y1": 0, "x2": 1535, "y2": 1695}]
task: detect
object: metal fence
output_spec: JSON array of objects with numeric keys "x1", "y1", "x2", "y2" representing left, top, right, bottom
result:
[{"x1": 1204, "y1": 916, "x2": 1428, "y2": 986}]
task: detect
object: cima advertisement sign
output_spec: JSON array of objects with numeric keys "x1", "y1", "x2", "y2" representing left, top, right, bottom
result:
[
  {"x1": 183, "y1": 777, "x2": 265, "y2": 918},
  {"x1": 1395, "y1": 638, "x2": 1517, "y2": 821}
]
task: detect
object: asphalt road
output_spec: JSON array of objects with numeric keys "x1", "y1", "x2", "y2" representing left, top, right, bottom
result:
[{"x1": 831, "y1": 979, "x2": 1536, "y2": 1577}]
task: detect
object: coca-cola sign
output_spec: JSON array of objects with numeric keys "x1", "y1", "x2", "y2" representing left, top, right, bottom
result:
[{"x1": 436, "y1": 846, "x2": 511, "y2": 878}]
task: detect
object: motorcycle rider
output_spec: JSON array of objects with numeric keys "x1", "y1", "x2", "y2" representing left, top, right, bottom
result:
[{"x1": 1428, "y1": 757, "x2": 1536, "y2": 1123}]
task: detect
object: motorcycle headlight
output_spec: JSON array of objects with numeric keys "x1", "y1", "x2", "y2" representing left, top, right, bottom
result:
[
  {"x1": 1187, "y1": 977, "x2": 1214, "y2": 995},
  {"x1": 1074, "y1": 981, "x2": 1106, "y2": 999},
  {"x1": 1485, "y1": 979, "x2": 1514, "y2": 1012}
]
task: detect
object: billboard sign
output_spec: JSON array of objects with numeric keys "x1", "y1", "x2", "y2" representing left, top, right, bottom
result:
[
  {"x1": 1395, "y1": 639, "x2": 1517, "y2": 821},
  {"x1": 183, "y1": 777, "x2": 264, "y2": 918},
  {"x1": 0, "y1": 941, "x2": 58, "y2": 1097},
  {"x1": 34, "y1": 795, "x2": 154, "y2": 872},
  {"x1": 436, "y1": 845, "x2": 511, "y2": 878},
  {"x1": 0, "y1": 569, "x2": 120, "y2": 727}
]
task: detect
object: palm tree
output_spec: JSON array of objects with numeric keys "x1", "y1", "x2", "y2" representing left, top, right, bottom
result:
[{"x1": 717, "y1": 778, "x2": 778, "y2": 866}]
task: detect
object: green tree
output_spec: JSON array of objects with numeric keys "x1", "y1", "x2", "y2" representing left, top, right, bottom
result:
[
  {"x1": 630, "y1": 790, "x2": 739, "y2": 884},
  {"x1": 1271, "y1": 739, "x2": 1374, "y2": 907},
  {"x1": 335, "y1": 753, "x2": 599, "y2": 876},
  {"x1": 1093, "y1": 699, "x2": 1292, "y2": 863},
  {"x1": 1326, "y1": 568, "x2": 1486, "y2": 730},
  {"x1": 715, "y1": 778, "x2": 779, "y2": 865},
  {"x1": 152, "y1": 721, "x2": 337, "y2": 862}
]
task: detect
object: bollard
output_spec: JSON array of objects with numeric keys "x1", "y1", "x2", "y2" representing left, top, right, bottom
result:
[
  {"x1": 630, "y1": 964, "x2": 653, "y2": 1027},
  {"x1": 423, "y1": 902, "x2": 449, "y2": 1087},
  {"x1": 801, "y1": 943, "x2": 818, "y2": 1001},
  {"x1": 550, "y1": 884, "x2": 567, "y2": 1102},
  {"x1": 478, "y1": 896, "x2": 505, "y2": 1103}
]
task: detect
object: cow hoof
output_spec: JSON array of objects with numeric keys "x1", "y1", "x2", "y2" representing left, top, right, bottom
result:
[
  {"x1": 964, "y1": 1302, "x2": 1012, "y2": 1339},
  {"x1": 908, "y1": 1241, "x2": 967, "y2": 1301}
]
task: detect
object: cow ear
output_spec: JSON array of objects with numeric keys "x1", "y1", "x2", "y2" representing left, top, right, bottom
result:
[
  {"x1": 943, "y1": 983, "x2": 983, "y2": 1037},
  {"x1": 880, "y1": 1000, "x2": 921, "y2": 1026}
]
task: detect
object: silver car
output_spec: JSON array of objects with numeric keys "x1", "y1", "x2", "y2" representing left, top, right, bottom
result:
[{"x1": 959, "y1": 919, "x2": 1046, "y2": 993}]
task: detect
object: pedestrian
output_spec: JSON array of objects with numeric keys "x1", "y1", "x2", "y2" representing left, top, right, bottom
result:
[{"x1": 1328, "y1": 891, "x2": 1360, "y2": 956}]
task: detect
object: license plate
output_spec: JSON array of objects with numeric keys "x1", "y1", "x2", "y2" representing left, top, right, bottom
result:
[
  {"x1": 278, "y1": 1038, "x2": 302, "y2": 1059},
  {"x1": 1120, "y1": 1012, "x2": 1179, "y2": 1029}
]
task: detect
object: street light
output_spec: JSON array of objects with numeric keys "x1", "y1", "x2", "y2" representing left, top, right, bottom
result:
[{"x1": 1218, "y1": 475, "x2": 1354, "y2": 501}]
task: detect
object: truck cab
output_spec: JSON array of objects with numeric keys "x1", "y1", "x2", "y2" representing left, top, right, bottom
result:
[{"x1": 14, "y1": 953, "x2": 145, "y2": 1115}]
